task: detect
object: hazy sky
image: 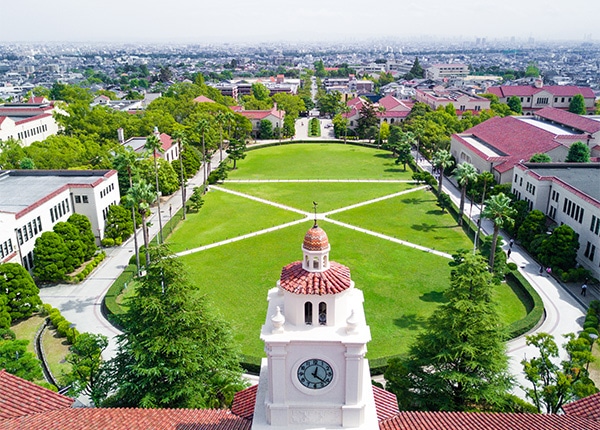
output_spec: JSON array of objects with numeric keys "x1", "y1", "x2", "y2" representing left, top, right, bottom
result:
[{"x1": 3, "y1": 0, "x2": 599, "y2": 44}]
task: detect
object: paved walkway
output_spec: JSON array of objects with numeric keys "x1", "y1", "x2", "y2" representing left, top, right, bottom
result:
[{"x1": 39, "y1": 143, "x2": 593, "y2": 401}]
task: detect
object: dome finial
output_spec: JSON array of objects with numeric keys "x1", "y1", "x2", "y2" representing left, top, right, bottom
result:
[{"x1": 312, "y1": 201, "x2": 318, "y2": 227}]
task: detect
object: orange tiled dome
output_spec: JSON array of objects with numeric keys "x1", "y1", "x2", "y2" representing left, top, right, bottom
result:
[{"x1": 303, "y1": 225, "x2": 329, "y2": 251}]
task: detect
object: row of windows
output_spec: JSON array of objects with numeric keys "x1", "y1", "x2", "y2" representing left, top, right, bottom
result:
[
  {"x1": 74, "y1": 195, "x2": 89, "y2": 204},
  {"x1": 50, "y1": 198, "x2": 70, "y2": 223},
  {"x1": 584, "y1": 241, "x2": 597, "y2": 263},
  {"x1": 17, "y1": 124, "x2": 48, "y2": 140},
  {"x1": 536, "y1": 97, "x2": 549, "y2": 105},
  {"x1": 554, "y1": 97, "x2": 572, "y2": 103},
  {"x1": 549, "y1": 206, "x2": 557, "y2": 219},
  {"x1": 525, "y1": 182, "x2": 536, "y2": 195},
  {"x1": 591, "y1": 216, "x2": 600, "y2": 237},
  {"x1": 0, "y1": 239, "x2": 14, "y2": 259},
  {"x1": 563, "y1": 198, "x2": 584, "y2": 224},
  {"x1": 16, "y1": 216, "x2": 42, "y2": 245},
  {"x1": 304, "y1": 302, "x2": 327, "y2": 326},
  {"x1": 102, "y1": 202, "x2": 117, "y2": 220},
  {"x1": 100, "y1": 183, "x2": 115, "y2": 198},
  {"x1": 551, "y1": 190, "x2": 560, "y2": 203}
]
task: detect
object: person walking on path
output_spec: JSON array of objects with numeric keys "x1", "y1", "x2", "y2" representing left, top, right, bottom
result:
[
  {"x1": 507, "y1": 249, "x2": 511, "y2": 259},
  {"x1": 581, "y1": 283, "x2": 588, "y2": 297},
  {"x1": 509, "y1": 238, "x2": 514, "y2": 248}
]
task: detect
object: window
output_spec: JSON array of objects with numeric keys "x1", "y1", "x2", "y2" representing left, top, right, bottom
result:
[
  {"x1": 304, "y1": 302, "x2": 313, "y2": 325},
  {"x1": 584, "y1": 242, "x2": 596, "y2": 262},
  {"x1": 82, "y1": 195, "x2": 89, "y2": 203},
  {"x1": 75, "y1": 195, "x2": 81, "y2": 203},
  {"x1": 536, "y1": 97, "x2": 549, "y2": 105},
  {"x1": 561, "y1": 97, "x2": 565, "y2": 103},
  {"x1": 318, "y1": 302, "x2": 327, "y2": 325},
  {"x1": 17, "y1": 229, "x2": 23, "y2": 245}
]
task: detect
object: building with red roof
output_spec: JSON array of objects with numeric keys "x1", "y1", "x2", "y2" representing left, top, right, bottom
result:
[
  {"x1": 232, "y1": 105, "x2": 284, "y2": 138},
  {"x1": 120, "y1": 128, "x2": 180, "y2": 163},
  {"x1": 0, "y1": 100, "x2": 62, "y2": 146},
  {"x1": 486, "y1": 81, "x2": 596, "y2": 115},
  {"x1": 415, "y1": 86, "x2": 490, "y2": 116}
]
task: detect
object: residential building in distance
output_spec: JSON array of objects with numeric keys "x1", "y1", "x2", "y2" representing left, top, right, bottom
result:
[
  {"x1": 90, "y1": 95, "x2": 143, "y2": 111},
  {"x1": 342, "y1": 96, "x2": 412, "y2": 132},
  {"x1": 0, "y1": 170, "x2": 120, "y2": 272},
  {"x1": 511, "y1": 163, "x2": 600, "y2": 280},
  {"x1": 231, "y1": 104, "x2": 285, "y2": 137},
  {"x1": 0, "y1": 97, "x2": 62, "y2": 146},
  {"x1": 450, "y1": 107, "x2": 600, "y2": 183},
  {"x1": 119, "y1": 128, "x2": 180, "y2": 162},
  {"x1": 415, "y1": 86, "x2": 491, "y2": 115},
  {"x1": 486, "y1": 80, "x2": 596, "y2": 115},
  {"x1": 425, "y1": 63, "x2": 469, "y2": 80}
]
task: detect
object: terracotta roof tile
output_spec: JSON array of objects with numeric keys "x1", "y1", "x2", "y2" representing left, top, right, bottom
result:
[
  {"x1": 536, "y1": 107, "x2": 600, "y2": 134},
  {"x1": 0, "y1": 369, "x2": 73, "y2": 420},
  {"x1": 0, "y1": 408, "x2": 251, "y2": 430},
  {"x1": 379, "y1": 411, "x2": 600, "y2": 430},
  {"x1": 487, "y1": 85, "x2": 595, "y2": 99},
  {"x1": 280, "y1": 261, "x2": 351, "y2": 295},
  {"x1": 231, "y1": 385, "x2": 257, "y2": 420},
  {"x1": 563, "y1": 391, "x2": 600, "y2": 422},
  {"x1": 303, "y1": 226, "x2": 329, "y2": 251},
  {"x1": 372, "y1": 386, "x2": 400, "y2": 421},
  {"x1": 193, "y1": 95, "x2": 216, "y2": 103}
]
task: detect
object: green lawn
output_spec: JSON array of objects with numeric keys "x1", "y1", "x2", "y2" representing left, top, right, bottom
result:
[
  {"x1": 167, "y1": 188, "x2": 304, "y2": 253},
  {"x1": 11, "y1": 315, "x2": 45, "y2": 355},
  {"x1": 221, "y1": 182, "x2": 416, "y2": 213},
  {"x1": 329, "y1": 188, "x2": 473, "y2": 254},
  {"x1": 230, "y1": 143, "x2": 412, "y2": 180}
]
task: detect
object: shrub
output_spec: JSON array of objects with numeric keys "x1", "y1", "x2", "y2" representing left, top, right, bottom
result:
[
  {"x1": 56, "y1": 320, "x2": 71, "y2": 337},
  {"x1": 584, "y1": 321, "x2": 598, "y2": 330},
  {"x1": 101, "y1": 238, "x2": 115, "y2": 247},
  {"x1": 584, "y1": 327, "x2": 599, "y2": 337},
  {"x1": 507, "y1": 262, "x2": 518, "y2": 272}
]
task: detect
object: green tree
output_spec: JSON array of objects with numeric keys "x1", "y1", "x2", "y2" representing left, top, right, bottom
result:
[
  {"x1": 517, "y1": 210, "x2": 546, "y2": 250},
  {"x1": 19, "y1": 157, "x2": 35, "y2": 169},
  {"x1": 565, "y1": 141, "x2": 590, "y2": 162},
  {"x1": 356, "y1": 102, "x2": 378, "y2": 140},
  {"x1": 525, "y1": 62, "x2": 540, "y2": 78},
  {"x1": 529, "y1": 153, "x2": 552, "y2": 163},
  {"x1": 316, "y1": 91, "x2": 342, "y2": 116},
  {"x1": 0, "y1": 295, "x2": 12, "y2": 329},
  {"x1": 259, "y1": 119, "x2": 273, "y2": 139},
  {"x1": 0, "y1": 338, "x2": 42, "y2": 381},
  {"x1": 385, "y1": 253, "x2": 511, "y2": 411},
  {"x1": 251, "y1": 82, "x2": 271, "y2": 101},
  {"x1": 432, "y1": 149, "x2": 454, "y2": 195},
  {"x1": 481, "y1": 193, "x2": 516, "y2": 270},
  {"x1": 103, "y1": 245, "x2": 247, "y2": 408},
  {"x1": 453, "y1": 162, "x2": 478, "y2": 226},
  {"x1": 144, "y1": 134, "x2": 165, "y2": 244},
  {"x1": 437, "y1": 193, "x2": 452, "y2": 213},
  {"x1": 507, "y1": 96, "x2": 522, "y2": 114},
  {"x1": 53, "y1": 221, "x2": 85, "y2": 271},
  {"x1": 568, "y1": 94, "x2": 586, "y2": 115},
  {"x1": 538, "y1": 224, "x2": 579, "y2": 271},
  {"x1": 33, "y1": 232, "x2": 71, "y2": 283},
  {"x1": 126, "y1": 180, "x2": 156, "y2": 267},
  {"x1": 314, "y1": 59, "x2": 326, "y2": 77},
  {"x1": 0, "y1": 263, "x2": 41, "y2": 320},
  {"x1": 385, "y1": 125, "x2": 403, "y2": 156},
  {"x1": 404, "y1": 57, "x2": 424, "y2": 79},
  {"x1": 226, "y1": 139, "x2": 247, "y2": 170},
  {"x1": 138, "y1": 158, "x2": 179, "y2": 196},
  {"x1": 521, "y1": 332, "x2": 596, "y2": 413},
  {"x1": 64, "y1": 333, "x2": 109, "y2": 406},
  {"x1": 188, "y1": 187, "x2": 205, "y2": 212},
  {"x1": 67, "y1": 214, "x2": 97, "y2": 260},
  {"x1": 104, "y1": 204, "x2": 135, "y2": 242},
  {"x1": 395, "y1": 142, "x2": 413, "y2": 171}
]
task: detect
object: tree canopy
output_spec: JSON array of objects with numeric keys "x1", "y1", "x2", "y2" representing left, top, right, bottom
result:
[
  {"x1": 565, "y1": 141, "x2": 590, "y2": 163},
  {"x1": 0, "y1": 263, "x2": 41, "y2": 320},
  {"x1": 568, "y1": 94, "x2": 586, "y2": 115}
]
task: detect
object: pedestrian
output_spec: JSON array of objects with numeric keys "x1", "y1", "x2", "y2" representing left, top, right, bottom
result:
[
  {"x1": 539, "y1": 265, "x2": 544, "y2": 275},
  {"x1": 546, "y1": 267, "x2": 552, "y2": 275},
  {"x1": 581, "y1": 283, "x2": 588, "y2": 297},
  {"x1": 507, "y1": 249, "x2": 511, "y2": 259},
  {"x1": 509, "y1": 238, "x2": 514, "y2": 248},
  {"x1": 169, "y1": 204, "x2": 172, "y2": 218}
]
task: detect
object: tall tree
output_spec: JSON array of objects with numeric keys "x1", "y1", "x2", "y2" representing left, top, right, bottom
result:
[
  {"x1": 53, "y1": 221, "x2": 86, "y2": 272},
  {"x1": 126, "y1": 180, "x2": 156, "y2": 267},
  {"x1": 33, "y1": 232, "x2": 71, "y2": 283},
  {"x1": 171, "y1": 128, "x2": 188, "y2": 220},
  {"x1": 432, "y1": 149, "x2": 454, "y2": 195},
  {"x1": 453, "y1": 162, "x2": 477, "y2": 225},
  {"x1": 251, "y1": 82, "x2": 271, "y2": 101},
  {"x1": 64, "y1": 333, "x2": 109, "y2": 406},
  {"x1": 507, "y1": 96, "x2": 522, "y2": 114},
  {"x1": 529, "y1": 153, "x2": 552, "y2": 163},
  {"x1": 144, "y1": 133, "x2": 165, "y2": 244},
  {"x1": 0, "y1": 263, "x2": 41, "y2": 321},
  {"x1": 395, "y1": 142, "x2": 413, "y2": 171},
  {"x1": 538, "y1": 224, "x2": 579, "y2": 271},
  {"x1": 481, "y1": 193, "x2": 516, "y2": 270},
  {"x1": 385, "y1": 252, "x2": 511, "y2": 411},
  {"x1": 259, "y1": 119, "x2": 273, "y2": 139},
  {"x1": 356, "y1": 102, "x2": 378, "y2": 140},
  {"x1": 67, "y1": 214, "x2": 97, "y2": 260},
  {"x1": 565, "y1": 141, "x2": 590, "y2": 162},
  {"x1": 226, "y1": 139, "x2": 247, "y2": 170},
  {"x1": 517, "y1": 210, "x2": 546, "y2": 250},
  {"x1": 0, "y1": 295, "x2": 10, "y2": 329},
  {"x1": 0, "y1": 338, "x2": 42, "y2": 381},
  {"x1": 104, "y1": 245, "x2": 247, "y2": 409},
  {"x1": 196, "y1": 118, "x2": 211, "y2": 191},
  {"x1": 568, "y1": 94, "x2": 586, "y2": 115}
]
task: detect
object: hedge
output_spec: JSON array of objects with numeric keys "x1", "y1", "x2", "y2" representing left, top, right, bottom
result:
[
  {"x1": 503, "y1": 271, "x2": 544, "y2": 339},
  {"x1": 102, "y1": 263, "x2": 137, "y2": 329},
  {"x1": 67, "y1": 251, "x2": 106, "y2": 284},
  {"x1": 41, "y1": 303, "x2": 80, "y2": 344}
]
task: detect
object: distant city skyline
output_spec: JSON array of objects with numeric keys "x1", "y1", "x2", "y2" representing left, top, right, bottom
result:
[{"x1": 3, "y1": 0, "x2": 599, "y2": 44}]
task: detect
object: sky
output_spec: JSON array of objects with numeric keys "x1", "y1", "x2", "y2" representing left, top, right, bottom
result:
[{"x1": 3, "y1": 0, "x2": 599, "y2": 44}]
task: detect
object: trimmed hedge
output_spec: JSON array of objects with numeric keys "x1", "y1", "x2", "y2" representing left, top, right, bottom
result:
[
  {"x1": 503, "y1": 271, "x2": 544, "y2": 339},
  {"x1": 67, "y1": 252, "x2": 106, "y2": 283},
  {"x1": 41, "y1": 303, "x2": 80, "y2": 344},
  {"x1": 102, "y1": 263, "x2": 137, "y2": 328}
]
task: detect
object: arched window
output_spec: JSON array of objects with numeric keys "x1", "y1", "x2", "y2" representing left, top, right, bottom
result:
[
  {"x1": 313, "y1": 257, "x2": 319, "y2": 269},
  {"x1": 318, "y1": 302, "x2": 327, "y2": 325},
  {"x1": 304, "y1": 302, "x2": 313, "y2": 325},
  {"x1": 323, "y1": 255, "x2": 328, "y2": 267}
]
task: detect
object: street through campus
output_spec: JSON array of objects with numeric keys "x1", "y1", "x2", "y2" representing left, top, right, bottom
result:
[{"x1": 38, "y1": 142, "x2": 591, "y2": 400}]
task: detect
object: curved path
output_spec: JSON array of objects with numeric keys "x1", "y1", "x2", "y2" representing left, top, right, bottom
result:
[{"x1": 39, "y1": 144, "x2": 592, "y2": 401}]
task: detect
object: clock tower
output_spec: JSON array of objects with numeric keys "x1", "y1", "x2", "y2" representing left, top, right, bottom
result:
[{"x1": 251, "y1": 222, "x2": 378, "y2": 429}]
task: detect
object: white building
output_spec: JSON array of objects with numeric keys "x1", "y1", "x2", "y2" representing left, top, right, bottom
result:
[
  {"x1": 0, "y1": 98, "x2": 62, "y2": 146},
  {"x1": 120, "y1": 129, "x2": 180, "y2": 163},
  {"x1": 425, "y1": 63, "x2": 469, "y2": 80},
  {"x1": 0, "y1": 170, "x2": 120, "y2": 272},
  {"x1": 251, "y1": 223, "x2": 389, "y2": 429},
  {"x1": 511, "y1": 163, "x2": 600, "y2": 280},
  {"x1": 415, "y1": 86, "x2": 490, "y2": 115}
]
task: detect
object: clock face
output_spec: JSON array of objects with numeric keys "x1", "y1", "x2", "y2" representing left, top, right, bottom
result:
[{"x1": 297, "y1": 359, "x2": 334, "y2": 389}]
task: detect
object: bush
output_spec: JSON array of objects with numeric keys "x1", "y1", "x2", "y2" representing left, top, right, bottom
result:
[
  {"x1": 101, "y1": 238, "x2": 115, "y2": 247},
  {"x1": 560, "y1": 267, "x2": 592, "y2": 283},
  {"x1": 56, "y1": 320, "x2": 71, "y2": 337},
  {"x1": 584, "y1": 327, "x2": 599, "y2": 337},
  {"x1": 507, "y1": 262, "x2": 518, "y2": 272}
]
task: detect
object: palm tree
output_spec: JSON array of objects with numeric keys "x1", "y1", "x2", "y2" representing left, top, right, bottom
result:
[
  {"x1": 113, "y1": 148, "x2": 141, "y2": 274},
  {"x1": 196, "y1": 118, "x2": 211, "y2": 191},
  {"x1": 126, "y1": 180, "x2": 156, "y2": 267},
  {"x1": 453, "y1": 162, "x2": 477, "y2": 226},
  {"x1": 475, "y1": 171, "x2": 495, "y2": 249},
  {"x1": 377, "y1": 105, "x2": 387, "y2": 148},
  {"x1": 481, "y1": 193, "x2": 516, "y2": 271},
  {"x1": 171, "y1": 127, "x2": 187, "y2": 220},
  {"x1": 144, "y1": 132, "x2": 164, "y2": 243},
  {"x1": 432, "y1": 149, "x2": 454, "y2": 195}
]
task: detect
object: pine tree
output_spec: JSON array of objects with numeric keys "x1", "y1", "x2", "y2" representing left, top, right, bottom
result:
[
  {"x1": 568, "y1": 94, "x2": 586, "y2": 115},
  {"x1": 0, "y1": 263, "x2": 41, "y2": 320}
]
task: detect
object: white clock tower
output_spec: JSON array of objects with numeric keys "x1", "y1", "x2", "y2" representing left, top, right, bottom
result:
[{"x1": 251, "y1": 222, "x2": 378, "y2": 429}]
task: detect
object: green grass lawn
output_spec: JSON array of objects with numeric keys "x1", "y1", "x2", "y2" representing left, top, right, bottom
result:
[
  {"x1": 329, "y1": 188, "x2": 472, "y2": 254},
  {"x1": 167, "y1": 188, "x2": 304, "y2": 253},
  {"x1": 221, "y1": 182, "x2": 416, "y2": 213},
  {"x1": 11, "y1": 315, "x2": 45, "y2": 355},
  {"x1": 230, "y1": 143, "x2": 412, "y2": 180}
]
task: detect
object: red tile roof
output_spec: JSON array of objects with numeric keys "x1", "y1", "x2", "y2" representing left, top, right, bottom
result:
[
  {"x1": 158, "y1": 132, "x2": 174, "y2": 152},
  {"x1": 487, "y1": 85, "x2": 595, "y2": 99},
  {"x1": 231, "y1": 385, "x2": 257, "y2": 420},
  {"x1": 0, "y1": 369, "x2": 73, "y2": 420},
  {"x1": 0, "y1": 408, "x2": 250, "y2": 430},
  {"x1": 193, "y1": 95, "x2": 216, "y2": 103},
  {"x1": 279, "y1": 261, "x2": 351, "y2": 295},
  {"x1": 563, "y1": 392, "x2": 600, "y2": 422},
  {"x1": 379, "y1": 411, "x2": 600, "y2": 430},
  {"x1": 303, "y1": 225, "x2": 329, "y2": 251},
  {"x1": 536, "y1": 107, "x2": 600, "y2": 134}
]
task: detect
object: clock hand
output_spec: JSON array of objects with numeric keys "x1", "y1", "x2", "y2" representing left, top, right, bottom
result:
[{"x1": 312, "y1": 368, "x2": 325, "y2": 382}]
